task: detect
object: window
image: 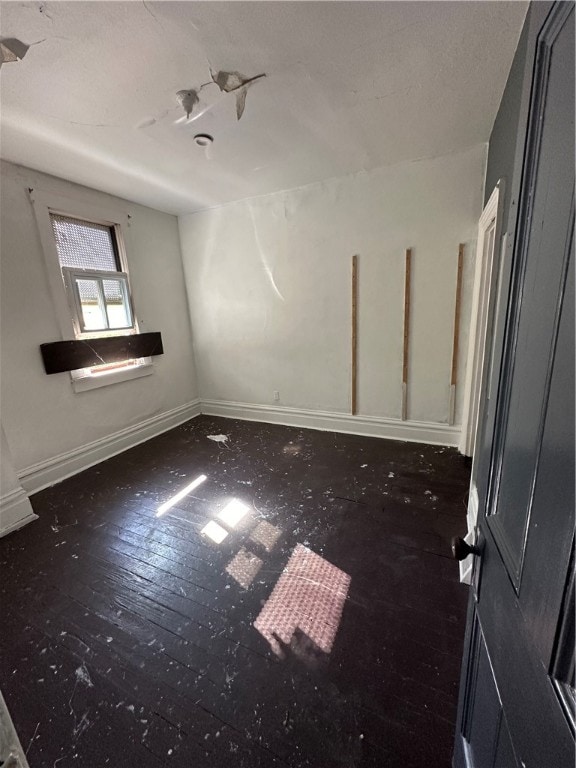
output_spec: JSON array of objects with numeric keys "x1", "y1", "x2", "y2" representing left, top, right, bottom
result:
[
  {"x1": 50, "y1": 214, "x2": 134, "y2": 335},
  {"x1": 30, "y1": 189, "x2": 153, "y2": 391}
]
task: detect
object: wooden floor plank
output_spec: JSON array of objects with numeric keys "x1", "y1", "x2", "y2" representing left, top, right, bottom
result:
[{"x1": 0, "y1": 415, "x2": 470, "y2": 767}]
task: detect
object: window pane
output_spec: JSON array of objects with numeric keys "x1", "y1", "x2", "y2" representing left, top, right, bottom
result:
[
  {"x1": 103, "y1": 279, "x2": 131, "y2": 328},
  {"x1": 76, "y1": 279, "x2": 106, "y2": 330},
  {"x1": 50, "y1": 214, "x2": 118, "y2": 271}
]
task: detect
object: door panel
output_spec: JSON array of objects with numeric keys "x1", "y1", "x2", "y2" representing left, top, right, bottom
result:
[
  {"x1": 485, "y1": 1, "x2": 574, "y2": 587},
  {"x1": 521, "y1": 245, "x2": 574, "y2": 662},
  {"x1": 454, "y1": 4, "x2": 575, "y2": 767},
  {"x1": 493, "y1": 716, "x2": 517, "y2": 768},
  {"x1": 465, "y1": 623, "x2": 504, "y2": 768},
  {"x1": 460, "y1": 616, "x2": 520, "y2": 768}
]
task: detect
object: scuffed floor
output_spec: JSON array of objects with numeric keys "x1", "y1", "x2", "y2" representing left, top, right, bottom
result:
[{"x1": 0, "y1": 416, "x2": 470, "y2": 767}]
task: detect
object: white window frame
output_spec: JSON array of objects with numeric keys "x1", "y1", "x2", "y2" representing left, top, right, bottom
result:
[
  {"x1": 29, "y1": 188, "x2": 153, "y2": 392},
  {"x1": 62, "y1": 267, "x2": 134, "y2": 334}
]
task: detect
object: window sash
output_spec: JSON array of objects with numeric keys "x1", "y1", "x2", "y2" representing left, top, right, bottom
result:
[
  {"x1": 49, "y1": 213, "x2": 121, "y2": 273},
  {"x1": 62, "y1": 267, "x2": 134, "y2": 334}
]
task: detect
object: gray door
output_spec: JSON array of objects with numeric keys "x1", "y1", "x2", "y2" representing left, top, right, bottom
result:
[{"x1": 454, "y1": 3, "x2": 575, "y2": 767}]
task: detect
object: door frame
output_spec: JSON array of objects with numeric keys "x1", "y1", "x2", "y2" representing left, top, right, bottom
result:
[{"x1": 459, "y1": 181, "x2": 505, "y2": 458}]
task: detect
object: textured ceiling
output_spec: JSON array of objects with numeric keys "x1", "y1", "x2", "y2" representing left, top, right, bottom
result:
[{"x1": 0, "y1": 1, "x2": 527, "y2": 214}]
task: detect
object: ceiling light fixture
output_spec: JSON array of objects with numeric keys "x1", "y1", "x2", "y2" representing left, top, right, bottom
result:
[{"x1": 194, "y1": 133, "x2": 214, "y2": 147}]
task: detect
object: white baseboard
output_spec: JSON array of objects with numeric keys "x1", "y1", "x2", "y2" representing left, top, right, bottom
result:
[
  {"x1": 0, "y1": 487, "x2": 38, "y2": 538},
  {"x1": 16, "y1": 397, "x2": 460, "y2": 497},
  {"x1": 200, "y1": 399, "x2": 461, "y2": 447},
  {"x1": 18, "y1": 399, "x2": 201, "y2": 495}
]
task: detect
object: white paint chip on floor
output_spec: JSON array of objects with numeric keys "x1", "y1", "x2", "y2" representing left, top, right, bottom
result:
[{"x1": 207, "y1": 434, "x2": 229, "y2": 444}]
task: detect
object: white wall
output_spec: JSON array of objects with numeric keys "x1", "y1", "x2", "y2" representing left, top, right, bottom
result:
[
  {"x1": 0, "y1": 142, "x2": 485, "y2": 497},
  {"x1": 179, "y1": 144, "x2": 486, "y2": 429},
  {"x1": 0, "y1": 161, "x2": 199, "y2": 482},
  {"x1": 0, "y1": 420, "x2": 37, "y2": 536}
]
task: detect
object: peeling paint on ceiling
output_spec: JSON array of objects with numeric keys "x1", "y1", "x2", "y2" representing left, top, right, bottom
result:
[
  {"x1": 176, "y1": 88, "x2": 200, "y2": 120},
  {"x1": 210, "y1": 70, "x2": 266, "y2": 121},
  {"x1": 0, "y1": 37, "x2": 29, "y2": 67},
  {"x1": 175, "y1": 70, "x2": 266, "y2": 121},
  {"x1": 0, "y1": 1, "x2": 528, "y2": 215}
]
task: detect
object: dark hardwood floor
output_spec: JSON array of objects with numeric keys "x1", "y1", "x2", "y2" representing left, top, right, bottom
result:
[{"x1": 0, "y1": 416, "x2": 471, "y2": 767}]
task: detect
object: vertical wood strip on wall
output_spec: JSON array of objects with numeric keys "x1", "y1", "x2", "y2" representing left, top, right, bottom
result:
[
  {"x1": 351, "y1": 254, "x2": 358, "y2": 415},
  {"x1": 402, "y1": 248, "x2": 412, "y2": 421},
  {"x1": 449, "y1": 243, "x2": 465, "y2": 425}
]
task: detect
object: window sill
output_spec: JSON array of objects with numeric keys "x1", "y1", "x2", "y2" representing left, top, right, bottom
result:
[{"x1": 71, "y1": 361, "x2": 154, "y2": 392}]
